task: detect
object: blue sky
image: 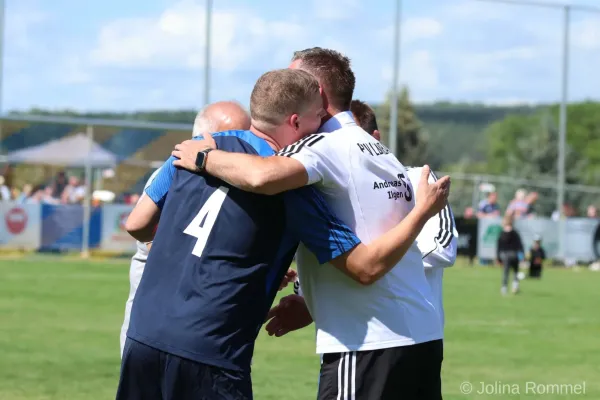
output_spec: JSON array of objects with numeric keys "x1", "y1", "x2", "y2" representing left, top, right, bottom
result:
[{"x1": 4, "y1": 0, "x2": 600, "y2": 111}]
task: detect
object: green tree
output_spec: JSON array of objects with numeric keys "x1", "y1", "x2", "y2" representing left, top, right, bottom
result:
[
  {"x1": 485, "y1": 101, "x2": 600, "y2": 215},
  {"x1": 377, "y1": 87, "x2": 428, "y2": 167}
]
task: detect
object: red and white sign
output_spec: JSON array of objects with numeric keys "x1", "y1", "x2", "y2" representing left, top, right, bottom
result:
[
  {"x1": 0, "y1": 203, "x2": 41, "y2": 249},
  {"x1": 5, "y1": 207, "x2": 28, "y2": 235}
]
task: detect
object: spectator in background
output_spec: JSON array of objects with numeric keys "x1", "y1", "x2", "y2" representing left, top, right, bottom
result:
[
  {"x1": 524, "y1": 192, "x2": 539, "y2": 218},
  {"x1": 17, "y1": 184, "x2": 33, "y2": 203},
  {"x1": 464, "y1": 206, "x2": 475, "y2": 219},
  {"x1": 552, "y1": 203, "x2": 577, "y2": 220},
  {"x1": 528, "y1": 235, "x2": 546, "y2": 279},
  {"x1": 53, "y1": 171, "x2": 67, "y2": 198},
  {"x1": 587, "y1": 205, "x2": 598, "y2": 219},
  {"x1": 10, "y1": 187, "x2": 20, "y2": 201},
  {"x1": 128, "y1": 193, "x2": 140, "y2": 205},
  {"x1": 497, "y1": 212, "x2": 524, "y2": 295},
  {"x1": 42, "y1": 186, "x2": 59, "y2": 205},
  {"x1": 61, "y1": 176, "x2": 80, "y2": 204},
  {"x1": 73, "y1": 179, "x2": 87, "y2": 203},
  {"x1": 477, "y1": 190, "x2": 500, "y2": 218},
  {"x1": 0, "y1": 176, "x2": 10, "y2": 201},
  {"x1": 507, "y1": 188, "x2": 530, "y2": 218}
]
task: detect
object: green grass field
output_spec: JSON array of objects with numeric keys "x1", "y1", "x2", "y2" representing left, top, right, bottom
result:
[{"x1": 1, "y1": 257, "x2": 599, "y2": 400}]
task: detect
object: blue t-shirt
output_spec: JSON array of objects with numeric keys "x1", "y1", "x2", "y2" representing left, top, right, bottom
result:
[
  {"x1": 478, "y1": 199, "x2": 500, "y2": 215},
  {"x1": 128, "y1": 130, "x2": 360, "y2": 372}
]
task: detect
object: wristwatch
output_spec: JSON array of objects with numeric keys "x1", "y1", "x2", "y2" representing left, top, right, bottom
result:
[{"x1": 195, "y1": 148, "x2": 214, "y2": 172}]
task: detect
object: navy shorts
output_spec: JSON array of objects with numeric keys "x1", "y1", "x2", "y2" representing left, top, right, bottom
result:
[{"x1": 116, "y1": 338, "x2": 253, "y2": 400}]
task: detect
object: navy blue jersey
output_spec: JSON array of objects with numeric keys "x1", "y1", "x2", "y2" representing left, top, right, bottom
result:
[{"x1": 128, "y1": 130, "x2": 360, "y2": 372}]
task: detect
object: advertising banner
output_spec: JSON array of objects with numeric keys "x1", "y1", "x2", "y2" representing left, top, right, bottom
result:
[
  {"x1": 477, "y1": 217, "x2": 599, "y2": 262},
  {"x1": 0, "y1": 203, "x2": 41, "y2": 249},
  {"x1": 101, "y1": 204, "x2": 136, "y2": 253},
  {"x1": 40, "y1": 204, "x2": 102, "y2": 251}
]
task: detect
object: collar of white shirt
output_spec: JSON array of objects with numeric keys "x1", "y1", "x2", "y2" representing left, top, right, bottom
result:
[{"x1": 318, "y1": 111, "x2": 356, "y2": 133}]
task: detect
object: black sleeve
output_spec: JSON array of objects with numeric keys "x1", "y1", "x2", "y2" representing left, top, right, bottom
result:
[
  {"x1": 496, "y1": 234, "x2": 503, "y2": 261},
  {"x1": 515, "y1": 232, "x2": 524, "y2": 253},
  {"x1": 541, "y1": 248, "x2": 546, "y2": 259}
]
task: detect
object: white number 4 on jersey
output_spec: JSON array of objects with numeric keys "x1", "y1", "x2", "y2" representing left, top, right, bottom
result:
[{"x1": 183, "y1": 186, "x2": 229, "y2": 257}]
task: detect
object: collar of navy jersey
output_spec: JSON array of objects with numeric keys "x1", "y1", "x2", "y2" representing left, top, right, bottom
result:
[
  {"x1": 317, "y1": 111, "x2": 357, "y2": 134},
  {"x1": 192, "y1": 129, "x2": 274, "y2": 156}
]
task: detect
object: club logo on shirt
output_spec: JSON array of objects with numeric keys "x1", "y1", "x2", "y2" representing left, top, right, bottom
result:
[
  {"x1": 357, "y1": 141, "x2": 390, "y2": 156},
  {"x1": 372, "y1": 173, "x2": 413, "y2": 202}
]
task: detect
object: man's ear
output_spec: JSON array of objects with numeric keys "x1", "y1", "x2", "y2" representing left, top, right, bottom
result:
[
  {"x1": 319, "y1": 86, "x2": 329, "y2": 111},
  {"x1": 373, "y1": 129, "x2": 381, "y2": 141},
  {"x1": 290, "y1": 114, "x2": 300, "y2": 130}
]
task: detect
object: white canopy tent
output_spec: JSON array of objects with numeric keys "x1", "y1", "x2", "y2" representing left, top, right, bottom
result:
[{"x1": 4, "y1": 133, "x2": 117, "y2": 167}]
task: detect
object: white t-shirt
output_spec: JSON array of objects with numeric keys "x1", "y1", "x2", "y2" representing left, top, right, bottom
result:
[
  {"x1": 406, "y1": 166, "x2": 458, "y2": 330},
  {"x1": 279, "y1": 111, "x2": 443, "y2": 354},
  {"x1": 120, "y1": 167, "x2": 162, "y2": 356}
]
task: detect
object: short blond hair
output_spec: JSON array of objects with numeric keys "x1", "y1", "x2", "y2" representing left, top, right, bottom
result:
[{"x1": 250, "y1": 69, "x2": 320, "y2": 131}]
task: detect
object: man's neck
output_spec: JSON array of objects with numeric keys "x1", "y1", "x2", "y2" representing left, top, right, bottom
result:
[
  {"x1": 249, "y1": 125, "x2": 282, "y2": 151},
  {"x1": 323, "y1": 107, "x2": 346, "y2": 122}
]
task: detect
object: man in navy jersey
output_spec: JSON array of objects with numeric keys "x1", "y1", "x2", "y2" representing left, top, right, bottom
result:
[{"x1": 120, "y1": 69, "x2": 449, "y2": 400}]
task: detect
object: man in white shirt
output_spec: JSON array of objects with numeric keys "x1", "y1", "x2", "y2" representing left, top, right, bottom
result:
[
  {"x1": 280, "y1": 100, "x2": 457, "y2": 333},
  {"x1": 351, "y1": 99, "x2": 458, "y2": 327},
  {"x1": 118, "y1": 101, "x2": 251, "y2": 356},
  {"x1": 171, "y1": 48, "x2": 448, "y2": 400}
]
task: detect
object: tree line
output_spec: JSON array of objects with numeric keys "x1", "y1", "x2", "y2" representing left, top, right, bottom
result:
[{"x1": 9, "y1": 93, "x2": 600, "y2": 215}]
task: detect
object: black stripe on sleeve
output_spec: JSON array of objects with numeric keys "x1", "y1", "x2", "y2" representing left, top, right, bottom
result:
[{"x1": 277, "y1": 134, "x2": 324, "y2": 157}]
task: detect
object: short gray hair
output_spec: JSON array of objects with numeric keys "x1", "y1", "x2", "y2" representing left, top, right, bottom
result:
[{"x1": 192, "y1": 107, "x2": 218, "y2": 138}]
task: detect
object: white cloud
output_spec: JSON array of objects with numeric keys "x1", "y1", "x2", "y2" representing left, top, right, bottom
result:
[
  {"x1": 5, "y1": 0, "x2": 48, "y2": 51},
  {"x1": 445, "y1": 1, "x2": 513, "y2": 22},
  {"x1": 56, "y1": 56, "x2": 93, "y2": 85},
  {"x1": 313, "y1": 0, "x2": 361, "y2": 21},
  {"x1": 376, "y1": 17, "x2": 443, "y2": 45},
  {"x1": 381, "y1": 50, "x2": 440, "y2": 101},
  {"x1": 89, "y1": 1, "x2": 309, "y2": 71},
  {"x1": 572, "y1": 17, "x2": 600, "y2": 50}
]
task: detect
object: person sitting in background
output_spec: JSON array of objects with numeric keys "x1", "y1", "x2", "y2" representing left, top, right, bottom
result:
[
  {"x1": 496, "y1": 212, "x2": 524, "y2": 295},
  {"x1": 507, "y1": 189, "x2": 529, "y2": 218},
  {"x1": 128, "y1": 193, "x2": 140, "y2": 205},
  {"x1": 463, "y1": 207, "x2": 475, "y2": 219},
  {"x1": 10, "y1": 187, "x2": 20, "y2": 201},
  {"x1": 587, "y1": 205, "x2": 598, "y2": 219},
  {"x1": 528, "y1": 235, "x2": 546, "y2": 279},
  {"x1": 61, "y1": 176, "x2": 81, "y2": 204},
  {"x1": 17, "y1": 184, "x2": 33, "y2": 203},
  {"x1": 41, "y1": 186, "x2": 59, "y2": 205},
  {"x1": 477, "y1": 190, "x2": 500, "y2": 218},
  {"x1": 552, "y1": 203, "x2": 578, "y2": 220},
  {"x1": 524, "y1": 191, "x2": 539, "y2": 218},
  {"x1": 0, "y1": 176, "x2": 11, "y2": 201},
  {"x1": 53, "y1": 171, "x2": 67, "y2": 198}
]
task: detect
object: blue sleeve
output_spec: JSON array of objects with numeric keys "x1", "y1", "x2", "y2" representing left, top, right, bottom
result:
[
  {"x1": 144, "y1": 156, "x2": 176, "y2": 209},
  {"x1": 284, "y1": 186, "x2": 361, "y2": 264}
]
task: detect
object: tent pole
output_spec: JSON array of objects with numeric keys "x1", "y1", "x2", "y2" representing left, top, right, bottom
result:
[{"x1": 81, "y1": 125, "x2": 93, "y2": 258}]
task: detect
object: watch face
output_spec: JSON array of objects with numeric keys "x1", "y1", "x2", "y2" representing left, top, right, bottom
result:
[{"x1": 195, "y1": 151, "x2": 206, "y2": 169}]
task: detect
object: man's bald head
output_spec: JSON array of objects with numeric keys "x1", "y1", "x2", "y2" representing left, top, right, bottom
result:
[{"x1": 192, "y1": 101, "x2": 251, "y2": 137}]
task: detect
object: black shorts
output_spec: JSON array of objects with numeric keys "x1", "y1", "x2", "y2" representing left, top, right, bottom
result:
[
  {"x1": 317, "y1": 339, "x2": 443, "y2": 400},
  {"x1": 116, "y1": 338, "x2": 252, "y2": 400}
]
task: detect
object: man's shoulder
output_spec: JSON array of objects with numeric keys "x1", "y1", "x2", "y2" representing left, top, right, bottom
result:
[
  {"x1": 196, "y1": 130, "x2": 273, "y2": 156},
  {"x1": 277, "y1": 133, "x2": 329, "y2": 157}
]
